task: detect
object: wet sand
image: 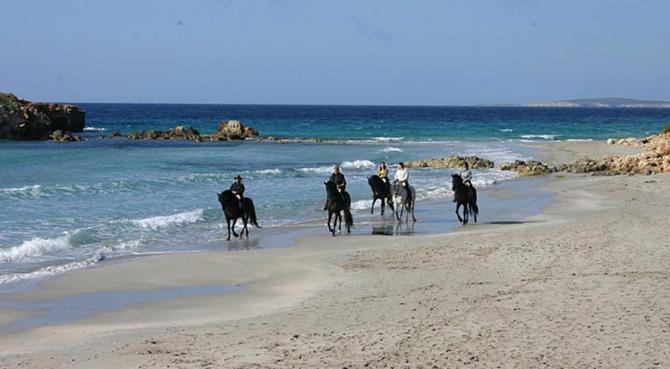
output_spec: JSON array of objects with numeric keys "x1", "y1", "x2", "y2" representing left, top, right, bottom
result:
[{"x1": 1, "y1": 141, "x2": 669, "y2": 368}]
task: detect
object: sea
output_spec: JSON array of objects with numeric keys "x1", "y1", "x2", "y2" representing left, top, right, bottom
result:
[{"x1": 1, "y1": 104, "x2": 668, "y2": 287}]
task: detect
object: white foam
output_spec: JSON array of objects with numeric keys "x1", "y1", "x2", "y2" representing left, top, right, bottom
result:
[
  {"x1": 128, "y1": 209, "x2": 205, "y2": 231},
  {"x1": 379, "y1": 147, "x2": 404, "y2": 153},
  {"x1": 296, "y1": 166, "x2": 332, "y2": 174},
  {"x1": 520, "y1": 134, "x2": 556, "y2": 140},
  {"x1": 255, "y1": 168, "x2": 283, "y2": 175},
  {"x1": 373, "y1": 136, "x2": 405, "y2": 142},
  {"x1": 0, "y1": 185, "x2": 42, "y2": 199},
  {"x1": 0, "y1": 236, "x2": 71, "y2": 263},
  {"x1": 565, "y1": 138, "x2": 594, "y2": 142},
  {"x1": 499, "y1": 128, "x2": 513, "y2": 132},
  {"x1": 340, "y1": 160, "x2": 376, "y2": 170},
  {"x1": 350, "y1": 199, "x2": 373, "y2": 211},
  {"x1": 84, "y1": 126, "x2": 107, "y2": 132},
  {"x1": 0, "y1": 255, "x2": 104, "y2": 285}
]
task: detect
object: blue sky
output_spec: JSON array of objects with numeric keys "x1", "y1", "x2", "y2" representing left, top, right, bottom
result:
[{"x1": 1, "y1": 0, "x2": 669, "y2": 105}]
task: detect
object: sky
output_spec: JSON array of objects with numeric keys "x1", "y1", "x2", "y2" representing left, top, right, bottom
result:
[{"x1": 1, "y1": 0, "x2": 669, "y2": 105}]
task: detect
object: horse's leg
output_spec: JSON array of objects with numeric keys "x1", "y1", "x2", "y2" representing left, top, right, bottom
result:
[
  {"x1": 380, "y1": 198, "x2": 385, "y2": 215},
  {"x1": 327, "y1": 211, "x2": 333, "y2": 233},
  {"x1": 411, "y1": 197, "x2": 417, "y2": 222},
  {"x1": 226, "y1": 218, "x2": 231, "y2": 241},
  {"x1": 231, "y1": 218, "x2": 239, "y2": 237},
  {"x1": 371, "y1": 198, "x2": 376, "y2": 215},
  {"x1": 242, "y1": 216, "x2": 249, "y2": 238},
  {"x1": 338, "y1": 211, "x2": 342, "y2": 232},
  {"x1": 463, "y1": 203, "x2": 469, "y2": 225},
  {"x1": 455, "y1": 203, "x2": 463, "y2": 222}
]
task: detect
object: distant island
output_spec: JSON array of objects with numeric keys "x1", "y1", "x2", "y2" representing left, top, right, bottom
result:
[{"x1": 517, "y1": 97, "x2": 670, "y2": 108}]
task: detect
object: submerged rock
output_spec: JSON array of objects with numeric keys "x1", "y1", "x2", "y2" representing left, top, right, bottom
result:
[
  {"x1": 0, "y1": 93, "x2": 85, "y2": 140},
  {"x1": 405, "y1": 155, "x2": 494, "y2": 169}
]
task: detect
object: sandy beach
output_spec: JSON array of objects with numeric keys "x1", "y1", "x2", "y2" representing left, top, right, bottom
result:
[{"x1": 1, "y1": 141, "x2": 669, "y2": 369}]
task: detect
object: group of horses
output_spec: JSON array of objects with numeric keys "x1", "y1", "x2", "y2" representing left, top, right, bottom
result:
[{"x1": 217, "y1": 174, "x2": 478, "y2": 240}]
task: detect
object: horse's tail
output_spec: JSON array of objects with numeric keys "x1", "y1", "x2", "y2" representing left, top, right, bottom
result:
[
  {"x1": 343, "y1": 192, "x2": 354, "y2": 228},
  {"x1": 344, "y1": 208, "x2": 354, "y2": 228},
  {"x1": 471, "y1": 187, "x2": 478, "y2": 216},
  {"x1": 246, "y1": 199, "x2": 261, "y2": 228}
]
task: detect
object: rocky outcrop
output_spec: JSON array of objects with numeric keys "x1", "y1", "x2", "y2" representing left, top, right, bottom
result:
[
  {"x1": 405, "y1": 156, "x2": 494, "y2": 169},
  {"x1": 565, "y1": 133, "x2": 670, "y2": 175},
  {"x1": 50, "y1": 129, "x2": 82, "y2": 142},
  {"x1": 210, "y1": 120, "x2": 259, "y2": 141},
  {"x1": 0, "y1": 93, "x2": 85, "y2": 140},
  {"x1": 115, "y1": 121, "x2": 260, "y2": 142},
  {"x1": 123, "y1": 126, "x2": 202, "y2": 141},
  {"x1": 500, "y1": 160, "x2": 553, "y2": 176}
]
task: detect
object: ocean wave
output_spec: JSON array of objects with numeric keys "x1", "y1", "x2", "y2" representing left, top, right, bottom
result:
[
  {"x1": 499, "y1": 129, "x2": 513, "y2": 132},
  {"x1": 0, "y1": 236, "x2": 72, "y2": 263},
  {"x1": 520, "y1": 134, "x2": 556, "y2": 140},
  {"x1": 373, "y1": 136, "x2": 405, "y2": 142},
  {"x1": 565, "y1": 138, "x2": 594, "y2": 142},
  {"x1": 127, "y1": 209, "x2": 205, "y2": 231},
  {"x1": 0, "y1": 185, "x2": 42, "y2": 199},
  {"x1": 83, "y1": 126, "x2": 107, "y2": 132},
  {"x1": 378, "y1": 147, "x2": 404, "y2": 153},
  {"x1": 254, "y1": 168, "x2": 283, "y2": 175},
  {"x1": 0, "y1": 254, "x2": 105, "y2": 285},
  {"x1": 340, "y1": 160, "x2": 376, "y2": 170}
]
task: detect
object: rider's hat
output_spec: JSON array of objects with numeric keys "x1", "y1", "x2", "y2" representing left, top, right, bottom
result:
[{"x1": 234, "y1": 175, "x2": 242, "y2": 180}]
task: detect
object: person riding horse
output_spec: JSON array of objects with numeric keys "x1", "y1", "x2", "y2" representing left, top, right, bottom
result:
[
  {"x1": 378, "y1": 162, "x2": 389, "y2": 191},
  {"x1": 394, "y1": 162, "x2": 412, "y2": 199},
  {"x1": 323, "y1": 166, "x2": 347, "y2": 210},
  {"x1": 230, "y1": 175, "x2": 245, "y2": 208},
  {"x1": 454, "y1": 162, "x2": 474, "y2": 202}
]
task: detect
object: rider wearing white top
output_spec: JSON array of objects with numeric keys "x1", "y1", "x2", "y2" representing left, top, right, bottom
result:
[{"x1": 394, "y1": 162, "x2": 412, "y2": 197}]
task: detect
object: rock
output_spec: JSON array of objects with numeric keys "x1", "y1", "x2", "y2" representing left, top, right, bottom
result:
[
  {"x1": 111, "y1": 131, "x2": 122, "y2": 138},
  {"x1": 405, "y1": 155, "x2": 494, "y2": 169},
  {"x1": 607, "y1": 138, "x2": 616, "y2": 145},
  {"x1": 0, "y1": 93, "x2": 86, "y2": 140},
  {"x1": 216, "y1": 120, "x2": 258, "y2": 140},
  {"x1": 50, "y1": 129, "x2": 82, "y2": 142},
  {"x1": 500, "y1": 160, "x2": 552, "y2": 176}
]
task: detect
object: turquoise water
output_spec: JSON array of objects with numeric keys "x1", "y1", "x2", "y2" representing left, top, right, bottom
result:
[{"x1": 0, "y1": 104, "x2": 668, "y2": 286}]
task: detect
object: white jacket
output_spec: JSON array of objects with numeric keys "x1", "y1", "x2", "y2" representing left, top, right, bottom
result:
[{"x1": 394, "y1": 168, "x2": 409, "y2": 182}]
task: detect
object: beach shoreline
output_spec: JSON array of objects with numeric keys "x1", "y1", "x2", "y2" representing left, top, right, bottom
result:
[{"x1": 1, "y1": 140, "x2": 669, "y2": 368}]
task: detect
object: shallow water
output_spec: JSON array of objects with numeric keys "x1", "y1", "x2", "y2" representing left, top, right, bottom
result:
[{"x1": 0, "y1": 104, "x2": 667, "y2": 286}]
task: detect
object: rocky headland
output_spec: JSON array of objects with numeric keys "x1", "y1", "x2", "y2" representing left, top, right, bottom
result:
[{"x1": 0, "y1": 93, "x2": 85, "y2": 140}]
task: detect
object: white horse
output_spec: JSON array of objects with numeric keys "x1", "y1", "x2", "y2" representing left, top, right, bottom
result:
[{"x1": 391, "y1": 180, "x2": 417, "y2": 222}]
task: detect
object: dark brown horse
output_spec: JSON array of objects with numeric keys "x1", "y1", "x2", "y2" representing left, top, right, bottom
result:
[
  {"x1": 324, "y1": 181, "x2": 353, "y2": 236},
  {"x1": 451, "y1": 174, "x2": 478, "y2": 225},
  {"x1": 368, "y1": 175, "x2": 394, "y2": 215},
  {"x1": 217, "y1": 190, "x2": 261, "y2": 240}
]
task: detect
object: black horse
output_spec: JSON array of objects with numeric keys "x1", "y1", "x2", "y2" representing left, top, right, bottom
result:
[
  {"x1": 324, "y1": 181, "x2": 353, "y2": 236},
  {"x1": 451, "y1": 174, "x2": 478, "y2": 225},
  {"x1": 367, "y1": 175, "x2": 394, "y2": 215},
  {"x1": 217, "y1": 190, "x2": 261, "y2": 240}
]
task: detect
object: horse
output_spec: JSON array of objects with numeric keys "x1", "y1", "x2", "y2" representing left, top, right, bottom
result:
[
  {"x1": 217, "y1": 190, "x2": 261, "y2": 240},
  {"x1": 367, "y1": 175, "x2": 394, "y2": 215},
  {"x1": 451, "y1": 174, "x2": 478, "y2": 225},
  {"x1": 391, "y1": 180, "x2": 417, "y2": 222},
  {"x1": 324, "y1": 181, "x2": 353, "y2": 236}
]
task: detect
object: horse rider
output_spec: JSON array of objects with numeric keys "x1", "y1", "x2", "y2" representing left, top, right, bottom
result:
[
  {"x1": 394, "y1": 162, "x2": 412, "y2": 199},
  {"x1": 230, "y1": 175, "x2": 245, "y2": 208},
  {"x1": 324, "y1": 166, "x2": 347, "y2": 210},
  {"x1": 454, "y1": 162, "x2": 473, "y2": 202}
]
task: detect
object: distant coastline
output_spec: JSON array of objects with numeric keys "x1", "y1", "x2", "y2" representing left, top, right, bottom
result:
[{"x1": 514, "y1": 97, "x2": 670, "y2": 108}]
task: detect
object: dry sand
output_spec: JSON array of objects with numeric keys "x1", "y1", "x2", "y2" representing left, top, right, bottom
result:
[{"x1": 1, "y1": 141, "x2": 669, "y2": 369}]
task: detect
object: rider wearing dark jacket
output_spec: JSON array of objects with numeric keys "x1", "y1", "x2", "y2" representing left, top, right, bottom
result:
[
  {"x1": 231, "y1": 175, "x2": 245, "y2": 207},
  {"x1": 324, "y1": 166, "x2": 346, "y2": 210}
]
